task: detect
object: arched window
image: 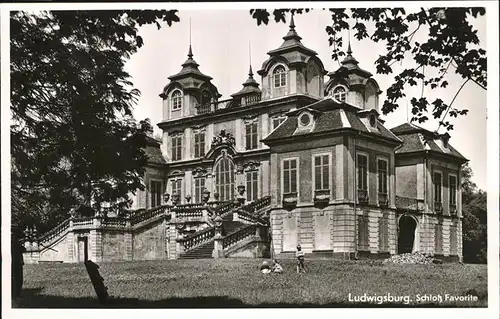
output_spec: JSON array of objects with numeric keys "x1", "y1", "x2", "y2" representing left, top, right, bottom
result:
[
  {"x1": 171, "y1": 90, "x2": 183, "y2": 110},
  {"x1": 331, "y1": 86, "x2": 347, "y2": 102},
  {"x1": 364, "y1": 82, "x2": 378, "y2": 110},
  {"x1": 201, "y1": 90, "x2": 211, "y2": 105},
  {"x1": 214, "y1": 157, "x2": 235, "y2": 201},
  {"x1": 273, "y1": 65, "x2": 287, "y2": 88}
]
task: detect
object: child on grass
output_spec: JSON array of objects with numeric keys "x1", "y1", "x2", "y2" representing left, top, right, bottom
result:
[
  {"x1": 296, "y1": 245, "x2": 306, "y2": 273},
  {"x1": 260, "y1": 260, "x2": 271, "y2": 274},
  {"x1": 272, "y1": 259, "x2": 283, "y2": 274}
]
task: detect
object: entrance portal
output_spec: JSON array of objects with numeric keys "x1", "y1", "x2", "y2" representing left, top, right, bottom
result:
[
  {"x1": 398, "y1": 215, "x2": 417, "y2": 254},
  {"x1": 78, "y1": 237, "x2": 88, "y2": 262}
]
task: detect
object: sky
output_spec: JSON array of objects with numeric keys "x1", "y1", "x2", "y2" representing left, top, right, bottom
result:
[{"x1": 124, "y1": 8, "x2": 488, "y2": 190}]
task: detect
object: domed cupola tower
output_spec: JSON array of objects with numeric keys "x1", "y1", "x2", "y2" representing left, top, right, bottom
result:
[
  {"x1": 230, "y1": 65, "x2": 262, "y2": 106},
  {"x1": 325, "y1": 43, "x2": 381, "y2": 112},
  {"x1": 159, "y1": 45, "x2": 222, "y2": 121},
  {"x1": 257, "y1": 15, "x2": 327, "y2": 100}
]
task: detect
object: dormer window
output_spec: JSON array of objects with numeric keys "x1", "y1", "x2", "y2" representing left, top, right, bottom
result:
[
  {"x1": 171, "y1": 90, "x2": 183, "y2": 111},
  {"x1": 331, "y1": 86, "x2": 347, "y2": 102},
  {"x1": 273, "y1": 65, "x2": 287, "y2": 88},
  {"x1": 369, "y1": 114, "x2": 377, "y2": 127},
  {"x1": 299, "y1": 112, "x2": 312, "y2": 127},
  {"x1": 201, "y1": 90, "x2": 211, "y2": 105}
]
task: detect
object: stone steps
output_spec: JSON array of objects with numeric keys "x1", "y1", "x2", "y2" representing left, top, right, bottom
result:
[{"x1": 179, "y1": 241, "x2": 214, "y2": 259}]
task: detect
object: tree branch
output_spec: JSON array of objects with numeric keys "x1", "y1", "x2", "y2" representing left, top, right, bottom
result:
[{"x1": 436, "y1": 78, "x2": 470, "y2": 132}]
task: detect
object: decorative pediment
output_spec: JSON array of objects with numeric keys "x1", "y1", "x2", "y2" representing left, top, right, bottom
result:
[
  {"x1": 192, "y1": 167, "x2": 207, "y2": 177},
  {"x1": 168, "y1": 170, "x2": 185, "y2": 178},
  {"x1": 204, "y1": 141, "x2": 238, "y2": 162},
  {"x1": 211, "y1": 129, "x2": 235, "y2": 148},
  {"x1": 192, "y1": 124, "x2": 207, "y2": 131},
  {"x1": 242, "y1": 114, "x2": 259, "y2": 123},
  {"x1": 242, "y1": 160, "x2": 261, "y2": 171}
]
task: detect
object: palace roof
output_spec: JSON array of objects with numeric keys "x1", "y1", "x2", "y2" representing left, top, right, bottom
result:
[
  {"x1": 145, "y1": 136, "x2": 166, "y2": 165},
  {"x1": 390, "y1": 123, "x2": 467, "y2": 162},
  {"x1": 263, "y1": 97, "x2": 401, "y2": 145},
  {"x1": 231, "y1": 65, "x2": 261, "y2": 97},
  {"x1": 168, "y1": 45, "x2": 213, "y2": 81}
]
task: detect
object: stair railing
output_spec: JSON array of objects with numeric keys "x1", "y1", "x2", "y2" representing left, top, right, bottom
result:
[
  {"x1": 177, "y1": 227, "x2": 215, "y2": 251},
  {"x1": 37, "y1": 218, "x2": 72, "y2": 246},
  {"x1": 233, "y1": 209, "x2": 265, "y2": 225},
  {"x1": 241, "y1": 196, "x2": 271, "y2": 215},
  {"x1": 131, "y1": 205, "x2": 170, "y2": 226},
  {"x1": 172, "y1": 206, "x2": 205, "y2": 219},
  {"x1": 222, "y1": 224, "x2": 257, "y2": 249}
]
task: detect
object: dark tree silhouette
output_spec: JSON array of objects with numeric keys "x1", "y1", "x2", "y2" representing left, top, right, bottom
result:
[{"x1": 10, "y1": 10, "x2": 180, "y2": 234}]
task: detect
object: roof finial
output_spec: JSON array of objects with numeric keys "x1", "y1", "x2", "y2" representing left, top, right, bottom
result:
[
  {"x1": 188, "y1": 18, "x2": 193, "y2": 58},
  {"x1": 289, "y1": 12, "x2": 295, "y2": 31},
  {"x1": 249, "y1": 41, "x2": 253, "y2": 77},
  {"x1": 347, "y1": 28, "x2": 352, "y2": 55}
]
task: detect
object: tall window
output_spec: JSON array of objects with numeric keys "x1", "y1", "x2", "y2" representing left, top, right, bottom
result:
[
  {"x1": 332, "y1": 86, "x2": 347, "y2": 102},
  {"x1": 273, "y1": 65, "x2": 286, "y2": 88},
  {"x1": 435, "y1": 221, "x2": 443, "y2": 254},
  {"x1": 450, "y1": 222, "x2": 458, "y2": 255},
  {"x1": 246, "y1": 171, "x2": 259, "y2": 202},
  {"x1": 377, "y1": 159, "x2": 388, "y2": 194},
  {"x1": 433, "y1": 172, "x2": 442, "y2": 203},
  {"x1": 194, "y1": 130, "x2": 205, "y2": 158},
  {"x1": 378, "y1": 212, "x2": 389, "y2": 252},
  {"x1": 201, "y1": 90, "x2": 211, "y2": 105},
  {"x1": 171, "y1": 135, "x2": 183, "y2": 161},
  {"x1": 358, "y1": 215, "x2": 369, "y2": 251},
  {"x1": 245, "y1": 121, "x2": 258, "y2": 150},
  {"x1": 215, "y1": 157, "x2": 235, "y2": 201},
  {"x1": 272, "y1": 116, "x2": 286, "y2": 130},
  {"x1": 314, "y1": 154, "x2": 330, "y2": 191},
  {"x1": 194, "y1": 178, "x2": 205, "y2": 203},
  {"x1": 449, "y1": 175, "x2": 457, "y2": 207},
  {"x1": 171, "y1": 90, "x2": 183, "y2": 110},
  {"x1": 283, "y1": 159, "x2": 298, "y2": 194},
  {"x1": 357, "y1": 154, "x2": 368, "y2": 191},
  {"x1": 172, "y1": 179, "x2": 182, "y2": 200},
  {"x1": 150, "y1": 180, "x2": 162, "y2": 208}
]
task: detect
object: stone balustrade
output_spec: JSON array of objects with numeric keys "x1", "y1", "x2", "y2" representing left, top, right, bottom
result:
[
  {"x1": 233, "y1": 210, "x2": 255, "y2": 224},
  {"x1": 241, "y1": 196, "x2": 271, "y2": 215},
  {"x1": 131, "y1": 205, "x2": 170, "y2": 225},
  {"x1": 72, "y1": 217, "x2": 94, "y2": 229},
  {"x1": 222, "y1": 224, "x2": 257, "y2": 249},
  {"x1": 177, "y1": 227, "x2": 215, "y2": 251},
  {"x1": 35, "y1": 218, "x2": 71, "y2": 248}
]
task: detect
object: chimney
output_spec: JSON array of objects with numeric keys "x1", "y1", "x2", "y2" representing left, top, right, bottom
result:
[{"x1": 441, "y1": 133, "x2": 450, "y2": 148}]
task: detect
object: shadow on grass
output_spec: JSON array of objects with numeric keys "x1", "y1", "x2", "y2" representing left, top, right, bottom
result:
[{"x1": 13, "y1": 288, "x2": 485, "y2": 308}]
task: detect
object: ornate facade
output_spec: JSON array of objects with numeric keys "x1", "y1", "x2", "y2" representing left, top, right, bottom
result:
[
  {"x1": 24, "y1": 16, "x2": 467, "y2": 263},
  {"x1": 132, "y1": 16, "x2": 466, "y2": 261}
]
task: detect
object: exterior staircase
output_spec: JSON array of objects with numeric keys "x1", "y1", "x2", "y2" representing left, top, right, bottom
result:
[
  {"x1": 176, "y1": 196, "x2": 272, "y2": 259},
  {"x1": 221, "y1": 212, "x2": 248, "y2": 236},
  {"x1": 23, "y1": 196, "x2": 272, "y2": 263},
  {"x1": 179, "y1": 241, "x2": 215, "y2": 259}
]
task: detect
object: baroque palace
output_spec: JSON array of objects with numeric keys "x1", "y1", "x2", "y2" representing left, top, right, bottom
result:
[{"x1": 24, "y1": 16, "x2": 467, "y2": 263}]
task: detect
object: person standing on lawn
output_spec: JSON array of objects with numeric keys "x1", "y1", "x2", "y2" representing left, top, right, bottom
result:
[
  {"x1": 296, "y1": 245, "x2": 306, "y2": 273},
  {"x1": 12, "y1": 225, "x2": 26, "y2": 298}
]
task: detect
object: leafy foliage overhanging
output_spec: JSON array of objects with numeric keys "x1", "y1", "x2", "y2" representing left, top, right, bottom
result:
[
  {"x1": 250, "y1": 7, "x2": 487, "y2": 132},
  {"x1": 11, "y1": 10, "x2": 180, "y2": 234}
]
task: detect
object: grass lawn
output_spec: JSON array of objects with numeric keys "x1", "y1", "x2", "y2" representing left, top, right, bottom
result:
[{"x1": 14, "y1": 258, "x2": 487, "y2": 308}]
